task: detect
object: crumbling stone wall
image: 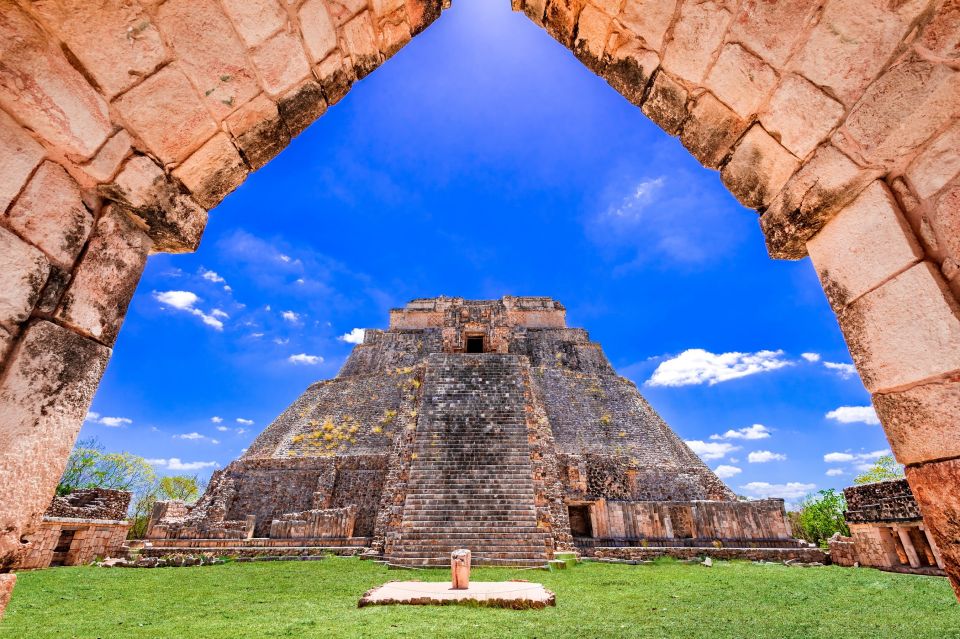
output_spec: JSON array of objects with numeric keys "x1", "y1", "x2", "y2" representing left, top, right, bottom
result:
[
  {"x1": 844, "y1": 479, "x2": 922, "y2": 523},
  {"x1": 45, "y1": 488, "x2": 131, "y2": 521},
  {"x1": 269, "y1": 505, "x2": 355, "y2": 538}
]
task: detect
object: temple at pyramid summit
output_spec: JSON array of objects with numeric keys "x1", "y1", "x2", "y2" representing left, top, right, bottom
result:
[{"x1": 145, "y1": 297, "x2": 821, "y2": 566}]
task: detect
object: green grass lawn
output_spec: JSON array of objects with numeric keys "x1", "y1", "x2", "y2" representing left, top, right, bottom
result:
[{"x1": 1, "y1": 557, "x2": 958, "y2": 638}]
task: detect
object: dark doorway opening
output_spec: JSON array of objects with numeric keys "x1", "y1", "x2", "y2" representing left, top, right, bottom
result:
[
  {"x1": 51, "y1": 529, "x2": 76, "y2": 566},
  {"x1": 466, "y1": 335, "x2": 484, "y2": 353},
  {"x1": 568, "y1": 505, "x2": 592, "y2": 537}
]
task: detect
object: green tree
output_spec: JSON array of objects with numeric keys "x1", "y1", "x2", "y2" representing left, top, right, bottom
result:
[
  {"x1": 57, "y1": 439, "x2": 155, "y2": 496},
  {"x1": 129, "y1": 475, "x2": 205, "y2": 539},
  {"x1": 853, "y1": 455, "x2": 904, "y2": 485},
  {"x1": 158, "y1": 475, "x2": 202, "y2": 501},
  {"x1": 57, "y1": 437, "x2": 105, "y2": 495},
  {"x1": 793, "y1": 489, "x2": 849, "y2": 548}
]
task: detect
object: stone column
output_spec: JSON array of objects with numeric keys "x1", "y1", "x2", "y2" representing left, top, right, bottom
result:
[
  {"x1": 895, "y1": 527, "x2": 922, "y2": 568},
  {"x1": 922, "y1": 526, "x2": 946, "y2": 570}
]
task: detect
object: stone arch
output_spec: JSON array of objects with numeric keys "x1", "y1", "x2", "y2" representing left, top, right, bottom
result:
[{"x1": 0, "y1": 0, "x2": 958, "y2": 601}]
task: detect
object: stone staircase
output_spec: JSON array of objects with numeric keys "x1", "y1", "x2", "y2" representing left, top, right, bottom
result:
[{"x1": 386, "y1": 353, "x2": 549, "y2": 567}]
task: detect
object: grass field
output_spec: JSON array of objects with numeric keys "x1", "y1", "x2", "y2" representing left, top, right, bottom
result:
[{"x1": 1, "y1": 557, "x2": 958, "y2": 638}]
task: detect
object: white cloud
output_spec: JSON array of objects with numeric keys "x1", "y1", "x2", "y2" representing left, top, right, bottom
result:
[
  {"x1": 710, "y1": 424, "x2": 771, "y2": 440},
  {"x1": 148, "y1": 458, "x2": 220, "y2": 472},
  {"x1": 685, "y1": 440, "x2": 740, "y2": 461},
  {"x1": 153, "y1": 290, "x2": 224, "y2": 331},
  {"x1": 801, "y1": 352, "x2": 821, "y2": 363},
  {"x1": 823, "y1": 361, "x2": 857, "y2": 379},
  {"x1": 216, "y1": 426, "x2": 229, "y2": 432},
  {"x1": 824, "y1": 452, "x2": 855, "y2": 463},
  {"x1": 823, "y1": 449, "x2": 889, "y2": 464},
  {"x1": 601, "y1": 177, "x2": 667, "y2": 223},
  {"x1": 273, "y1": 337, "x2": 289, "y2": 345},
  {"x1": 211, "y1": 308, "x2": 229, "y2": 319},
  {"x1": 647, "y1": 349, "x2": 791, "y2": 387},
  {"x1": 211, "y1": 416, "x2": 223, "y2": 424},
  {"x1": 279, "y1": 254, "x2": 292, "y2": 263},
  {"x1": 236, "y1": 428, "x2": 248, "y2": 435},
  {"x1": 281, "y1": 310, "x2": 300, "y2": 323},
  {"x1": 826, "y1": 468, "x2": 845, "y2": 477},
  {"x1": 714, "y1": 465, "x2": 742, "y2": 479},
  {"x1": 825, "y1": 406, "x2": 880, "y2": 425},
  {"x1": 288, "y1": 353, "x2": 322, "y2": 365},
  {"x1": 748, "y1": 450, "x2": 787, "y2": 463},
  {"x1": 200, "y1": 268, "x2": 226, "y2": 284},
  {"x1": 85, "y1": 411, "x2": 100, "y2": 422},
  {"x1": 85, "y1": 412, "x2": 132, "y2": 427},
  {"x1": 740, "y1": 482, "x2": 817, "y2": 500},
  {"x1": 174, "y1": 432, "x2": 219, "y2": 444},
  {"x1": 236, "y1": 418, "x2": 254, "y2": 426},
  {"x1": 338, "y1": 328, "x2": 366, "y2": 345}
]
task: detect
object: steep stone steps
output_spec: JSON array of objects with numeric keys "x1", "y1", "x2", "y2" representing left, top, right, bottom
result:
[{"x1": 386, "y1": 353, "x2": 548, "y2": 568}]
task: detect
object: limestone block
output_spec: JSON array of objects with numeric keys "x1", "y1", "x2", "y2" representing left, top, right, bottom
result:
[
  {"x1": 760, "y1": 75, "x2": 845, "y2": 159},
  {"x1": 156, "y1": 0, "x2": 261, "y2": 119},
  {"x1": 82, "y1": 130, "x2": 132, "y2": 184},
  {"x1": 300, "y1": 0, "x2": 339, "y2": 62},
  {"x1": 875, "y1": 374, "x2": 960, "y2": 466},
  {"x1": 789, "y1": 0, "x2": 929, "y2": 106},
  {"x1": 451, "y1": 548, "x2": 471, "y2": 589},
  {"x1": 727, "y1": 0, "x2": 817, "y2": 67},
  {"x1": 641, "y1": 71, "x2": 687, "y2": 136},
  {"x1": 341, "y1": 11, "x2": 382, "y2": 79},
  {"x1": 808, "y1": 181, "x2": 923, "y2": 309},
  {"x1": 704, "y1": 44, "x2": 777, "y2": 119},
  {"x1": 0, "y1": 574, "x2": 14, "y2": 620},
  {"x1": 0, "y1": 320, "x2": 110, "y2": 571},
  {"x1": 544, "y1": 0, "x2": 583, "y2": 46},
  {"x1": 6, "y1": 162, "x2": 93, "y2": 269},
  {"x1": 226, "y1": 95, "x2": 290, "y2": 170},
  {"x1": 251, "y1": 29, "x2": 312, "y2": 97},
  {"x1": 661, "y1": 0, "x2": 733, "y2": 83},
  {"x1": 0, "y1": 1, "x2": 111, "y2": 159},
  {"x1": 278, "y1": 80, "x2": 328, "y2": 138},
  {"x1": 838, "y1": 55, "x2": 960, "y2": 168},
  {"x1": 55, "y1": 207, "x2": 152, "y2": 345},
  {"x1": 0, "y1": 110, "x2": 45, "y2": 214},
  {"x1": 102, "y1": 155, "x2": 207, "y2": 252},
  {"x1": 406, "y1": 0, "x2": 443, "y2": 35},
  {"x1": 378, "y1": 10, "x2": 413, "y2": 59},
  {"x1": 679, "y1": 92, "x2": 746, "y2": 169},
  {"x1": 934, "y1": 183, "x2": 960, "y2": 264},
  {"x1": 521, "y1": 0, "x2": 548, "y2": 24},
  {"x1": 220, "y1": 0, "x2": 286, "y2": 48},
  {"x1": 315, "y1": 53, "x2": 356, "y2": 106},
  {"x1": 839, "y1": 262, "x2": 960, "y2": 392},
  {"x1": 600, "y1": 36, "x2": 659, "y2": 106},
  {"x1": 573, "y1": 5, "x2": 610, "y2": 68},
  {"x1": 0, "y1": 227, "x2": 49, "y2": 330},
  {"x1": 328, "y1": 0, "x2": 369, "y2": 26},
  {"x1": 617, "y1": 0, "x2": 676, "y2": 51},
  {"x1": 31, "y1": 0, "x2": 167, "y2": 99},
  {"x1": 918, "y1": 0, "x2": 959, "y2": 58},
  {"x1": 0, "y1": 325, "x2": 12, "y2": 363},
  {"x1": 173, "y1": 134, "x2": 248, "y2": 209},
  {"x1": 113, "y1": 65, "x2": 217, "y2": 164},
  {"x1": 905, "y1": 459, "x2": 960, "y2": 597},
  {"x1": 760, "y1": 145, "x2": 881, "y2": 259},
  {"x1": 906, "y1": 121, "x2": 960, "y2": 200},
  {"x1": 721, "y1": 125, "x2": 798, "y2": 209}
]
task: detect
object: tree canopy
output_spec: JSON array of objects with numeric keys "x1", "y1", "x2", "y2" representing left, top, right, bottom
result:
[{"x1": 853, "y1": 455, "x2": 905, "y2": 485}]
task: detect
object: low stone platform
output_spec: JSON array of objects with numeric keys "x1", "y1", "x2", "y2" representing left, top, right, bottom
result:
[
  {"x1": 358, "y1": 580, "x2": 556, "y2": 609},
  {"x1": 586, "y1": 545, "x2": 828, "y2": 563}
]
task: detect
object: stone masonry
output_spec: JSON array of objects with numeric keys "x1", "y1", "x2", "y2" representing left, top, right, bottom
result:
[
  {"x1": 0, "y1": 0, "x2": 959, "y2": 612},
  {"x1": 149, "y1": 297, "x2": 802, "y2": 567}
]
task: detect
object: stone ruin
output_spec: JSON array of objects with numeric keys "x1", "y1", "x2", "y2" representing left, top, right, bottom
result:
[
  {"x1": 15, "y1": 488, "x2": 131, "y2": 570},
  {"x1": 829, "y1": 479, "x2": 946, "y2": 576},
  {"x1": 146, "y1": 296, "x2": 817, "y2": 566}
]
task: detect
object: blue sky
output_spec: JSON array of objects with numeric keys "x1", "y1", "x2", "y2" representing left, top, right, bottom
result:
[{"x1": 82, "y1": 1, "x2": 889, "y2": 504}]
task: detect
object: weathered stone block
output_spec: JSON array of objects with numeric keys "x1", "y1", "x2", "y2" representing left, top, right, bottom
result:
[
  {"x1": 173, "y1": 133, "x2": 248, "y2": 209},
  {"x1": 600, "y1": 37, "x2": 659, "y2": 106},
  {"x1": 875, "y1": 374, "x2": 960, "y2": 466},
  {"x1": 406, "y1": 0, "x2": 444, "y2": 35},
  {"x1": 934, "y1": 183, "x2": 960, "y2": 264},
  {"x1": 300, "y1": 0, "x2": 339, "y2": 62},
  {"x1": 918, "y1": 0, "x2": 960, "y2": 58},
  {"x1": 113, "y1": 65, "x2": 218, "y2": 164},
  {"x1": 0, "y1": 110, "x2": 44, "y2": 214},
  {"x1": 0, "y1": 574, "x2": 14, "y2": 619},
  {"x1": 220, "y1": 0, "x2": 286, "y2": 48},
  {"x1": 82, "y1": 130, "x2": 132, "y2": 185},
  {"x1": 679, "y1": 92, "x2": 746, "y2": 169},
  {"x1": 618, "y1": 0, "x2": 676, "y2": 52},
  {"x1": 328, "y1": 0, "x2": 369, "y2": 26},
  {"x1": 341, "y1": 11, "x2": 382, "y2": 79},
  {"x1": 156, "y1": 0, "x2": 261, "y2": 118},
  {"x1": 721, "y1": 125, "x2": 798, "y2": 210},
  {"x1": 905, "y1": 459, "x2": 960, "y2": 597},
  {"x1": 839, "y1": 262, "x2": 960, "y2": 392},
  {"x1": 906, "y1": 121, "x2": 960, "y2": 200},
  {"x1": 0, "y1": 320, "x2": 110, "y2": 572},
  {"x1": 251, "y1": 29, "x2": 312, "y2": 97},
  {"x1": 661, "y1": 0, "x2": 733, "y2": 83},
  {"x1": 760, "y1": 74, "x2": 844, "y2": 159},
  {"x1": 226, "y1": 95, "x2": 290, "y2": 170},
  {"x1": 573, "y1": 5, "x2": 611, "y2": 68},
  {"x1": 315, "y1": 53, "x2": 356, "y2": 106},
  {"x1": 0, "y1": 1, "x2": 111, "y2": 159},
  {"x1": 278, "y1": 80, "x2": 328, "y2": 138},
  {"x1": 544, "y1": 0, "x2": 583, "y2": 46},
  {"x1": 760, "y1": 145, "x2": 881, "y2": 259},
  {"x1": 641, "y1": 71, "x2": 686, "y2": 136},
  {"x1": 55, "y1": 207, "x2": 151, "y2": 345},
  {"x1": 6, "y1": 162, "x2": 92, "y2": 269},
  {"x1": 838, "y1": 55, "x2": 960, "y2": 168},
  {"x1": 34, "y1": 265, "x2": 71, "y2": 317},
  {"x1": 727, "y1": 0, "x2": 816, "y2": 67},
  {"x1": 31, "y1": 0, "x2": 167, "y2": 99},
  {"x1": 378, "y1": 9, "x2": 413, "y2": 59},
  {"x1": 808, "y1": 181, "x2": 923, "y2": 309},
  {"x1": 704, "y1": 44, "x2": 776, "y2": 119},
  {"x1": 789, "y1": 0, "x2": 929, "y2": 106},
  {"x1": 521, "y1": 0, "x2": 548, "y2": 24},
  {"x1": 0, "y1": 227, "x2": 49, "y2": 330}
]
